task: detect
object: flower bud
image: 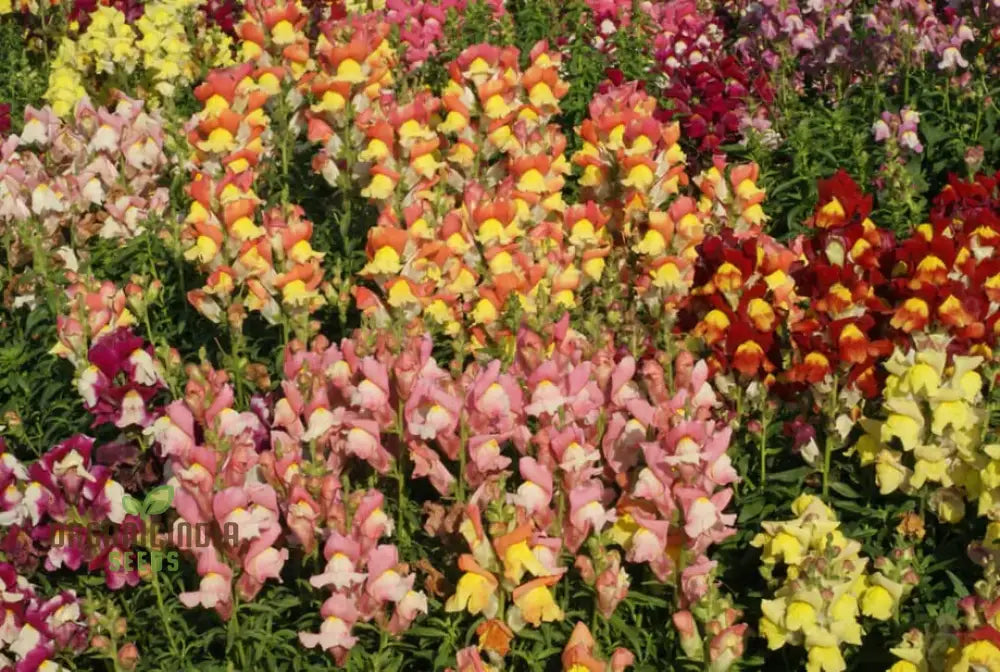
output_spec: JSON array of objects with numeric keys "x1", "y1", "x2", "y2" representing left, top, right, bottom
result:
[{"x1": 118, "y1": 643, "x2": 139, "y2": 670}]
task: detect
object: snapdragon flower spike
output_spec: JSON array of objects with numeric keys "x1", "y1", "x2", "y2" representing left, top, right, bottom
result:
[
  {"x1": 560, "y1": 621, "x2": 633, "y2": 672},
  {"x1": 882, "y1": 170, "x2": 1000, "y2": 349},
  {"x1": 863, "y1": 0, "x2": 976, "y2": 74},
  {"x1": 672, "y1": 581, "x2": 748, "y2": 672},
  {"x1": 0, "y1": 436, "x2": 128, "y2": 586},
  {"x1": 306, "y1": 16, "x2": 396, "y2": 185},
  {"x1": 148, "y1": 364, "x2": 288, "y2": 614},
  {"x1": 77, "y1": 327, "x2": 165, "y2": 429},
  {"x1": 300, "y1": 488, "x2": 426, "y2": 663},
  {"x1": 573, "y1": 81, "x2": 687, "y2": 225},
  {"x1": 873, "y1": 108, "x2": 923, "y2": 154},
  {"x1": 0, "y1": 563, "x2": 88, "y2": 671},
  {"x1": 344, "y1": 41, "x2": 584, "y2": 344},
  {"x1": 752, "y1": 495, "x2": 907, "y2": 672},
  {"x1": 183, "y1": 49, "x2": 331, "y2": 334},
  {"x1": 683, "y1": 227, "x2": 800, "y2": 383},
  {"x1": 852, "y1": 341, "x2": 993, "y2": 522},
  {"x1": 379, "y1": 0, "x2": 505, "y2": 71},
  {"x1": 274, "y1": 336, "x2": 398, "y2": 480},
  {"x1": 0, "y1": 98, "x2": 168, "y2": 302},
  {"x1": 51, "y1": 278, "x2": 137, "y2": 368}
]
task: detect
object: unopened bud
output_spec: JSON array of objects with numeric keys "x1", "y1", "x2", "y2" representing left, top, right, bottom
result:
[
  {"x1": 117, "y1": 643, "x2": 139, "y2": 670},
  {"x1": 113, "y1": 618, "x2": 127, "y2": 637},
  {"x1": 3, "y1": 410, "x2": 21, "y2": 428},
  {"x1": 125, "y1": 283, "x2": 145, "y2": 314}
]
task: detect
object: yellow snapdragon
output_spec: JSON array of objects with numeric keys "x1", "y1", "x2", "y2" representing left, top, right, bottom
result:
[
  {"x1": 135, "y1": 0, "x2": 210, "y2": 96},
  {"x1": 46, "y1": 39, "x2": 89, "y2": 117},
  {"x1": 78, "y1": 6, "x2": 140, "y2": 74},
  {"x1": 886, "y1": 630, "x2": 929, "y2": 672},
  {"x1": 851, "y1": 339, "x2": 995, "y2": 522},
  {"x1": 753, "y1": 495, "x2": 907, "y2": 672},
  {"x1": 43, "y1": 0, "x2": 235, "y2": 115}
]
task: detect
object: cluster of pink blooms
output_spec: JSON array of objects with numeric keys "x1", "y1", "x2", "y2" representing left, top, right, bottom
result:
[
  {"x1": 586, "y1": 0, "x2": 723, "y2": 71},
  {"x1": 146, "y1": 362, "x2": 278, "y2": 619},
  {"x1": 134, "y1": 298, "x2": 746, "y2": 666},
  {"x1": 299, "y1": 490, "x2": 426, "y2": 663},
  {"x1": 0, "y1": 436, "x2": 138, "y2": 590},
  {"x1": 277, "y1": 318, "x2": 743, "y2": 663},
  {"x1": 873, "y1": 107, "x2": 923, "y2": 154},
  {"x1": 0, "y1": 562, "x2": 88, "y2": 672},
  {"x1": 863, "y1": 0, "x2": 977, "y2": 73},
  {"x1": 380, "y1": 0, "x2": 506, "y2": 71},
  {"x1": 143, "y1": 346, "x2": 426, "y2": 660},
  {"x1": 734, "y1": 0, "x2": 855, "y2": 80},
  {"x1": 0, "y1": 98, "x2": 168, "y2": 296},
  {"x1": 734, "y1": 0, "x2": 981, "y2": 92}
]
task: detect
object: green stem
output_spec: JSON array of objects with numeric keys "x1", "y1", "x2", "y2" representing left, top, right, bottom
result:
[
  {"x1": 822, "y1": 431, "x2": 835, "y2": 498},
  {"x1": 228, "y1": 596, "x2": 248, "y2": 669},
  {"x1": 395, "y1": 400, "x2": 407, "y2": 543},
  {"x1": 456, "y1": 420, "x2": 468, "y2": 502},
  {"x1": 822, "y1": 379, "x2": 839, "y2": 498},
  {"x1": 149, "y1": 547, "x2": 181, "y2": 659},
  {"x1": 230, "y1": 325, "x2": 246, "y2": 407},
  {"x1": 760, "y1": 405, "x2": 769, "y2": 487}
]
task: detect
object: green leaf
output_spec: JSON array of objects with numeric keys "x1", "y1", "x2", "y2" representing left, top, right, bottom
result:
[
  {"x1": 122, "y1": 495, "x2": 143, "y2": 516},
  {"x1": 769, "y1": 466, "x2": 811, "y2": 483},
  {"x1": 829, "y1": 481, "x2": 862, "y2": 499},
  {"x1": 143, "y1": 485, "x2": 175, "y2": 515},
  {"x1": 946, "y1": 570, "x2": 970, "y2": 598}
]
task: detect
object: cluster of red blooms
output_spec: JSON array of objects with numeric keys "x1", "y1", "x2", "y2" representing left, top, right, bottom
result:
[
  {"x1": 0, "y1": 562, "x2": 89, "y2": 671},
  {"x1": 680, "y1": 168, "x2": 1000, "y2": 398},
  {"x1": 0, "y1": 436, "x2": 138, "y2": 589}
]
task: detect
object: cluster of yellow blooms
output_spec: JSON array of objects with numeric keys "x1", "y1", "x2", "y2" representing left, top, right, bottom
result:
[
  {"x1": 852, "y1": 338, "x2": 995, "y2": 523},
  {"x1": 47, "y1": 7, "x2": 136, "y2": 116},
  {"x1": 752, "y1": 495, "x2": 911, "y2": 672},
  {"x1": 45, "y1": 1, "x2": 234, "y2": 116}
]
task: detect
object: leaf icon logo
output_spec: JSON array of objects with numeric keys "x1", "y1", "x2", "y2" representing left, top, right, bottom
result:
[
  {"x1": 122, "y1": 494, "x2": 143, "y2": 516},
  {"x1": 120, "y1": 485, "x2": 174, "y2": 517}
]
